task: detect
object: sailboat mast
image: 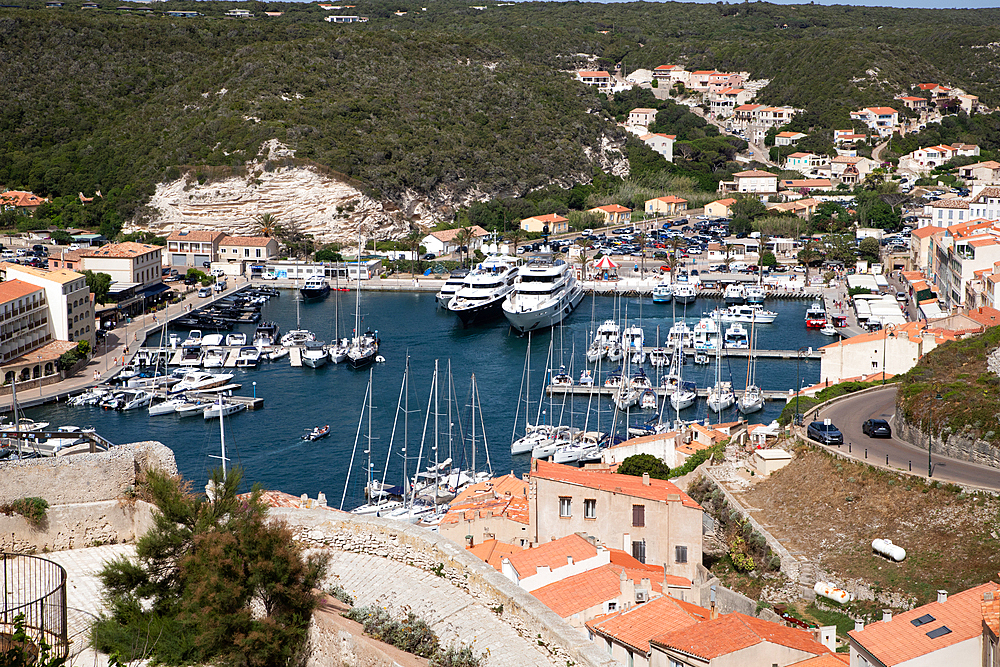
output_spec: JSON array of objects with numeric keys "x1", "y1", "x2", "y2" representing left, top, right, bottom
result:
[
  {"x1": 11, "y1": 378, "x2": 20, "y2": 458},
  {"x1": 366, "y1": 367, "x2": 374, "y2": 492},
  {"x1": 525, "y1": 331, "x2": 531, "y2": 431},
  {"x1": 434, "y1": 359, "x2": 440, "y2": 499},
  {"x1": 447, "y1": 360, "x2": 453, "y2": 463},
  {"x1": 219, "y1": 395, "x2": 227, "y2": 482},
  {"x1": 356, "y1": 232, "x2": 363, "y2": 337},
  {"x1": 471, "y1": 373, "x2": 477, "y2": 475}
]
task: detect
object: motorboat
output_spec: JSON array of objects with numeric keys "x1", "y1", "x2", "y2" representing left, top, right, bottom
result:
[
  {"x1": 202, "y1": 347, "x2": 227, "y2": 368},
  {"x1": 118, "y1": 364, "x2": 139, "y2": 380},
  {"x1": 821, "y1": 322, "x2": 838, "y2": 336},
  {"x1": 649, "y1": 347, "x2": 670, "y2": 368},
  {"x1": 745, "y1": 285, "x2": 766, "y2": 305},
  {"x1": 590, "y1": 319, "x2": 620, "y2": 362},
  {"x1": 148, "y1": 397, "x2": 189, "y2": 416},
  {"x1": 33, "y1": 426, "x2": 89, "y2": 456},
  {"x1": 694, "y1": 352, "x2": 709, "y2": 364},
  {"x1": 235, "y1": 346, "x2": 263, "y2": 367},
  {"x1": 303, "y1": 425, "x2": 331, "y2": 441},
  {"x1": 629, "y1": 368, "x2": 652, "y2": 390},
  {"x1": 724, "y1": 284, "x2": 745, "y2": 305},
  {"x1": 579, "y1": 369, "x2": 594, "y2": 387},
  {"x1": 203, "y1": 400, "x2": 246, "y2": 420},
  {"x1": 183, "y1": 330, "x2": 203, "y2": 346},
  {"x1": 68, "y1": 387, "x2": 114, "y2": 406},
  {"x1": 724, "y1": 323, "x2": 750, "y2": 349},
  {"x1": 551, "y1": 366, "x2": 573, "y2": 389},
  {"x1": 300, "y1": 275, "x2": 331, "y2": 301},
  {"x1": 640, "y1": 388, "x2": 658, "y2": 410},
  {"x1": 447, "y1": 255, "x2": 520, "y2": 326},
  {"x1": 652, "y1": 281, "x2": 672, "y2": 303},
  {"x1": 170, "y1": 371, "x2": 234, "y2": 393},
  {"x1": 226, "y1": 332, "x2": 248, "y2": 346},
  {"x1": 436, "y1": 269, "x2": 470, "y2": 308},
  {"x1": 178, "y1": 345, "x2": 203, "y2": 367},
  {"x1": 118, "y1": 389, "x2": 153, "y2": 411},
  {"x1": 254, "y1": 321, "x2": 280, "y2": 347},
  {"x1": 622, "y1": 325, "x2": 645, "y2": 364},
  {"x1": 281, "y1": 329, "x2": 315, "y2": 347},
  {"x1": 175, "y1": 401, "x2": 206, "y2": 417},
  {"x1": 692, "y1": 317, "x2": 721, "y2": 350},
  {"x1": 301, "y1": 340, "x2": 329, "y2": 368},
  {"x1": 502, "y1": 252, "x2": 585, "y2": 333},
  {"x1": 266, "y1": 347, "x2": 289, "y2": 361},
  {"x1": 328, "y1": 338, "x2": 349, "y2": 364},
  {"x1": 667, "y1": 321, "x2": 694, "y2": 347},
  {"x1": 672, "y1": 283, "x2": 697, "y2": 305},
  {"x1": 202, "y1": 333, "x2": 225, "y2": 347},
  {"x1": 712, "y1": 305, "x2": 778, "y2": 324},
  {"x1": 805, "y1": 302, "x2": 827, "y2": 329}
]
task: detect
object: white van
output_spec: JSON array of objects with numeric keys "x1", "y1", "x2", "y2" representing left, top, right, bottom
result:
[{"x1": 210, "y1": 268, "x2": 226, "y2": 277}]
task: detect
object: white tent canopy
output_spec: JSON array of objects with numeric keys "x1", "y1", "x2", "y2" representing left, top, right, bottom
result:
[{"x1": 594, "y1": 256, "x2": 619, "y2": 269}]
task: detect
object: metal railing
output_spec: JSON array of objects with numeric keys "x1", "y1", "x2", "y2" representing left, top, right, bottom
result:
[{"x1": 0, "y1": 553, "x2": 68, "y2": 659}]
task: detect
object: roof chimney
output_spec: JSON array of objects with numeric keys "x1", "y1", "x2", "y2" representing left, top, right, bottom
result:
[
  {"x1": 642, "y1": 472, "x2": 650, "y2": 485},
  {"x1": 938, "y1": 590, "x2": 948, "y2": 604},
  {"x1": 882, "y1": 609, "x2": 892, "y2": 622},
  {"x1": 709, "y1": 585, "x2": 718, "y2": 620},
  {"x1": 567, "y1": 556, "x2": 573, "y2": 566},
  {"x1": 854, "y1": 620, "x2": 865, "y2": 632}
]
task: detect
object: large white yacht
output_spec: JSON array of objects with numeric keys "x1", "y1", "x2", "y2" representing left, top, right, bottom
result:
[
  {"x1": 447, "y1": 255, "x2": 520, "y2": 326},
  {"x1": 502, "y1": 253, "x2": 585, "y2": 333},
  {"x1": 435, "y1": 269, "x2": 470, "y2": 308}
]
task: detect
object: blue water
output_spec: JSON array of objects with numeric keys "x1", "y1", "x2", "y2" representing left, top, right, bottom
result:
[{"x1": 22, "y1": 291, "x2": 823, "y2": 508}]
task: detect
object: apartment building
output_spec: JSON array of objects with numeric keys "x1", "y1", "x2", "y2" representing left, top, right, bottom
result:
[
  {"x1": 166, "y1": 230, "x2": 225, "y2": 268},
  {"x1": 3, "y1": 264, "x2": 94, "y2": 349}
]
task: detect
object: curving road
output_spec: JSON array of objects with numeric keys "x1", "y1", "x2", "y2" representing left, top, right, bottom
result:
[{"x1": 811, "y1": 385, "x2": 1000, "y2": 490}]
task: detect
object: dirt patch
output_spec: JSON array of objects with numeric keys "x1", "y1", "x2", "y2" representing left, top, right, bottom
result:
[{"x1": 732, "y1": 448, "x2": 1000, "y2": 610}]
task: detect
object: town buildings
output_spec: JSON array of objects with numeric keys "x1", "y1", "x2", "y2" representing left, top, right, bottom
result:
[
  {"x1": 166, "y1": 230, "x2": 225, "y2": 268},
  {"x1": 3, "y1": 264, "x2": 94, "y2": 349},
  {"x1": 640, "y1": 133, "x2": 675, "y2": 162},
  {"x1": 718, "y1": 170, "x2": 778, "y2": 198},
  {"x1": 421, "y1": 225, "x2": 490, "y2": 256},
  {"x1": 850, "y1": 107, "x2": 899, "y2": 137},
  {"x1": 520, "y1": 213, "x2": 569, "y2": 235},
  {"x1": 645, "y1": 196, "x2": 688, "y2": 217},
  {"x1": 217, "y1": 235, "x2": 280, "y2": 266},
  {"x1": 589, "y1": 205, "x2": 633, "y2": 226}
]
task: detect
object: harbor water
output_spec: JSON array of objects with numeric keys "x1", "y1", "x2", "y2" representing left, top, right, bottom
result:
[{"x1": 21, "y1": 290, "x2": 825, "y2": 509}]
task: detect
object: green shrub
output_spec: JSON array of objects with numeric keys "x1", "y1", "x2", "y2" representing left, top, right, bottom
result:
[{"x1": 0, "y1": 497, "x2": 49, "y2": 526}]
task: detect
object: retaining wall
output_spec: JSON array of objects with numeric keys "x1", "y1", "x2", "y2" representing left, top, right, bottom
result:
[
  {"x1": 894, "y1": 414, "x2": 1000, "y2": 471},
  {"x1": 0, "y1": 499, "x2": 157, "y2": 553},
  {"x1": 274, "y1": 508, "x2": 620, "y2": 667}
]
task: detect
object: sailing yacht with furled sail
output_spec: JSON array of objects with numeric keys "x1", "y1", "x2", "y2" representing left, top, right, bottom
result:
[
  {"x1": 738, "y1": 313, "x2": 765, "y2": 413},
  {"x1": 347, "y1": 233, "x2": 380, "y2": 369}
]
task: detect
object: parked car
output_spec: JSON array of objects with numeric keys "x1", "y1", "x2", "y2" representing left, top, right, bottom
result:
[
  {"x1": 807, "y1": 421, "x2": 844, "y2": 445},
  {"x1": 198, "y1": 286, "x2": 212, "y2": 297},
  {"x1": 423, "y1": 253, "x2": 436, "y2": 260},
  {"x1": 896, "y1": 291, "x2": 907, "y2": 303},
  {"x1": 862, "y1": 419, "x2": 892, "y2": 438}
]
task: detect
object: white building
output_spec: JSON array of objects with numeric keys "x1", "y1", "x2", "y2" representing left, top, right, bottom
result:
[
  {"x1": 2, "y1": 264, "x2": 94, "y2": 349},
  {"x1": 576, "y1": 70, "x2": 613, "y2": 92},
  {"x1": 421, "y1": 225, "x2": 490, "y2": 257},
  {"x1": 850, "y1": 107, "x2": 899, "y2": 137},
  {"x1": 774, "y1": 131, "x2": 807, "y2": 146},
  {"x1": 628, "y1": 108, "x2": 657, "y2": 128},
  {"x1": 819, "y1": 321, "x2": 946, "y2": 384},
  {"x1": 639, "y1": 133, "x2": 675, "y2": 162},
  {"x1": 80, "y1": 242, "x2": 163, "y2": 291}
]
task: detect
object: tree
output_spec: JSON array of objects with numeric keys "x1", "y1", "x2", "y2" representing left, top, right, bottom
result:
[
  {"x1": 859, "y1": 236, "x2": 881, "y2": 262},
  {"x1": 83, "y1": 270, "x2": 112, "y2": 304},
  {"x1": 618, "y1": 454, "x2": 671, "y2": 480},
  {"x1": 405, "y1": 226, "x2": 424, "y2": 275},
  {"x1": 254, "y1": 212, "x2": 280, "y2": 238},
  {"x1": 505, "y1": 227, "x2": 526, "y2": 255},
  {"x1": 50, "y1": 229, "x2": 74, "y2": 245},
  {"x1": 93, "y1": 468, "x2": 328, "y2": 665},
  {"x1": 759, "y1": 250, "x2": 777, "y2": 268},
  {"x1": 723, "y1": 244, "x2": 735, "y2": 271},
  {"x1": 315, "y1": 246, "x2": 343, "y2": 262},
  {"x1": 796, "y1": 241, "x2": 823, "y2": 280},
  {"x1": 453, "y1": 225, "x2": 474, "y2": 268}
]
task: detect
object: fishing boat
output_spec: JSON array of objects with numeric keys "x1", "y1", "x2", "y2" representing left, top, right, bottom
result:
[
  {"x1": 805, "y1": 302, "x2": 827, "y2": 329},
  {"x1": 300, "y1": 275, "x2": 331, "y2": 301},
  {"x1": 303, "y1": 425, "x2": 331, "y2": 441},
  {"x1": 652, "y1": 281, "x2": 672, "y2": 303}
]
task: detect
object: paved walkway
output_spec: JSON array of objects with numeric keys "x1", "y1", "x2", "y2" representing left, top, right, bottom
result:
[{"x1": 326, "y1": 551, "x2": 559, "y2": 667}]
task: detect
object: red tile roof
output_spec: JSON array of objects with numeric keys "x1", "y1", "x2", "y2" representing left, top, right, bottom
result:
[
  {"x1": 964, "y1": 306, "x2": 1000, "y2": 328},
  {"x1": 467, "y1": 539, "x2": 523, "y2": 571},
  {"x1": 0, "y1": 191, "x2": 46, "y2": 208},
  {"x1": 427, "y1": 226, "x2": 490, "y2": 243},
  {"x1": 734, "y1": 170, "x2": 777, "y2": 178},
  {"x1": 219, "y1": 235, "x2": 277, "y2": 247},
  {"x1": 578, "y1": 70, "x2": 611, "y2": 78},
  {"x1": 788, "y1": 655, "x2": 850, "y2": 666},
  {"x1": 167, "y1": 230, "x2": 226, "y2": 243},
  {"x1": 849, "y1": 583, "x2": 996, "y2": 665},
  {"x1": 587, "y1": 595, "x2": 710, "y2": 654},
  {"x1": 652, "y1": 196, "x2": 688, "y2": 204},
  {"x1": 911, "y1": 226, "x2": 945, "y2": 239},
  {"x1": 531, "y1": 564, "x2": 662, "y2": 618},
  {"x1": 982, "y1": 587, "x2": 1000, "y2": 636},
  {"x1": 522, "y1": 213, "x2": 569, "y2": 224},
  {"x1": 503, "y1": 533, "x2": 597, "y2": 578},
  {"x1": 531, "y1": 460, "x2": 701, "y2": 508},
  {"x1": 0, "y1": 279, "x2": 43, "y2": 303},
  {"x1": 590, "y1": 204, "x2": 633, "y2": 214},
  {"x1": 652, "y1": 612, "x2": 830, "y2": 660}
]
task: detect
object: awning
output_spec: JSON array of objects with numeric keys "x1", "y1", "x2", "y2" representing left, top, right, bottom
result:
[
  {"x1": 594, "y1": 256, "x2": 619, "y2": 269},
  {"x1": 138, "y1": 283, "x2": 171, "y2": 297}
]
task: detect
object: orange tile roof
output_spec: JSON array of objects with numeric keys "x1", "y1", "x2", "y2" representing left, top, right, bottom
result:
[
  {"x1": 776, "y1": 131, "x2": 805, "y2": 138},
  {"x1": 531, "y1": 564, "x2": 666, "y2": 618},
  {"x1": 849, "y1": 583, "x2": 996, "y2": 665},
  {"x1": 440, "y1": 494, "x2": 529, "y2": 526},
  {"x1": 653, "y1": 196, "x2": 688, "y2": 204},
  {"x1": 219, "y1": 235, "x2": 278, "y2": 247},
  {"x1": 167, "y1": 230, "x2": 225, "y2": 243},
  {"x1": 676, "y1": 440, "x2": 711, "y2": 457},
  {"x1": 734, "y1": 104, "x2": 763, "y2": 111},
  {"x1": 504, "y1": 533, "x2": 597, "y2": 578},
  {"x1": 965, "y1": 307, "x2": 1000, "y2": 327},
  {"x1": 968, "y1": 238, "x2": 998, "y2": 248},
  {"x1": 734, "y1": 170, "x2": 776, "y2": 178},
  {"x1": 911, "y1": 226, "x2": 945, "y2": 239},
  {"x1": 0, "y1": 279, "x2": 43, "y2": 303},
  {"x1": 711, "y1": 198, "x2": 736, "y2": 207},
  {"x1": 81, "y1": 241, "x2": 159, "y2": 258},
  {"x1": 467, "y1": 539, "x2": 523, "y2": 571},
  {"x1": 531, "y1": 460, "x2": 700, "y2": 508},
  {"x1": 591, "y1": 204, "x2": 632, "y2": 214},
  {"x1": 866, "y1": 107, "x2": 898, "y2": 115},
  {"x1": 427, "y1": 226, "x2": 490, "y2": 243},
  {"x1": 578, "y1": 70, "x2": 611, "y2": 78},
  {"x1": 788, "y1": 655, "x2": 850, "y2": 666},
  {"x1": 787, "y1": 152, "x2": 812, "y2": 158},
  {"x1": 983, "y1": 588, "x2": 1000, "y2": 636},
  {"x1": 0, "y1": 191, "x2": 46, "y2": 207},
  {"x1": 587, "y1": 595, "x2": 709, "y2": 654},
  {"x1": 652, "y1": 612, "x2": 830, "y2": 660},
  {"x1": 522, "y1": 213, "x2": 569, "y2": 224},
  {"x1": 451, "y1": 473, "x2": 527, "y2": 505}
]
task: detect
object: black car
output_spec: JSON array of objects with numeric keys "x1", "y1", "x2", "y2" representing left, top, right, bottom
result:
[
  {"x1": 423, "y1": 253, "x2": 436, "y2": 260},
  {"x1": 807, "y1": 420, "x2": 844, "y2": 445},
  {"x1": 862, "y1": 419, "x2": 892, "y2": 438}
]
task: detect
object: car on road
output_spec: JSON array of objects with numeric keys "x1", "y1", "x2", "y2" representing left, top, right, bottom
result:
[
  {"x1": 862, "y1": 419, "x2": 892, "y2": 438},
  {"x1": 807, "y1": 421, "x2": 844, "y2": 445},
  {"x1": 423, "y1": 253, "x2": 436, "y2": 260},
  {"x1": 896, "y1": 291, "x2": 907, "y2": 303}
]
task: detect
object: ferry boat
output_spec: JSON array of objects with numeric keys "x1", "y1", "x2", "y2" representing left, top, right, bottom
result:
[
  {"x1": 435, "y1": 269, "x2": 469, "y2": 308},
  {"x1": 447, "y1": 255, "x2": 520, "y2": 326},
  {"x1": 502, "y1": 253, "x2": 584, "y2": 333},
  {"x1": 711, "y1": 305, "x2": 778, "y2": 324},
  {"x1": 805, "y1": 302, "x2": 827, "y2": 329},
  {"x1": 723, "y1": 284, "x2": 745, "y2": 305},
  {"x1": 672, "y1": 283, "x2": 697, "y2": 305},
  {"x1": 300, "y1": 275, "x2": 331, "y2": 301},
  {"x1": 652, "y1": 281, "x2": 672, "y2": 303}
]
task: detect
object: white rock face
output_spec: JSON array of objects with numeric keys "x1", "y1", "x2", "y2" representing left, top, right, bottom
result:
[{"x1": 139, "y1": 165, "x2": 411, "y2": 245}]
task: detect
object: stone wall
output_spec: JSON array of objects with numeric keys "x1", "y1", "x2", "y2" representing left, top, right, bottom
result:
[
  {"x1": 275, "y1": 508, "x2": 620, "y2": 667},
  {"x1": 0, "y1": 441, "x2": 177, "y2": 505},
  {"x1": 0, "y1": 499, "x2": 157, "y2": 553},
  {"x1": 894, "y1": 413, "x2": 1000, "y2": 474}
]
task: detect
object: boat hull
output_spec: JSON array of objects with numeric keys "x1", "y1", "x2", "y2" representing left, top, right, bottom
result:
[
  {"x1": 673, "y1": 292, "x2": 696, "y2": 305},
  {"x1": 300, "y1": 285, "x2": 331, "y2": 301},
  {"x1": 503, "y1": 284, "x2": 584, "y2": 333},
  {"x1": 450, "y1": 295, "x2": 505, "y2": 327}
]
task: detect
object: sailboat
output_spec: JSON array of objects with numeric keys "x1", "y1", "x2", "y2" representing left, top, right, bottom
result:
[
  {"x1": 347, "y1": 232, "x2": 380, "y2": 369},
  {"x1": 329, "y1": 271, "x2": 349, "y2": 363},
  {"x1": 707, "y1": 311, "x2": 735, "y2": 413},
  {"x1": 281, "y1": 279, "x2": 315, "y2": 347},
  {"x1": 738, "y1": 312, "x2": 765, "y2": 414}
]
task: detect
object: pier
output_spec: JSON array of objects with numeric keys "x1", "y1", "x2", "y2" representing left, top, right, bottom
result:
[
  {"x1": 644, "y1": 346, "x2": 821, "y2": 360},
  {"x1": 545, "y1": 384, "x2": 792, "y2": 402}
]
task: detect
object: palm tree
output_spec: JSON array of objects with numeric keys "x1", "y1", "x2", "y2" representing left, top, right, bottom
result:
[
  {"x1": 506, "y1": 227, "x2": 526, "y2": 256},
  {"x1": 635, "y1": 229, "x2": 647, "y2": 275},
  {"x1": 453, "y1": 225, "x2": 474, "y2": 268},
  {"x1": 254, "y1": 212, "x2": 279, "y2": 237},
  {"x1": 405, "y1": 226, "x2": 423, "y2": 276},
  {"x1": 797, "y1": 240, "x2": 822, "y2": 281},
  {"x1": 723, "y1": 244, "x2": 735, "y2": 272},
  {"x1": 575, "y1": 236, "x2": 591, "y2": 281}
]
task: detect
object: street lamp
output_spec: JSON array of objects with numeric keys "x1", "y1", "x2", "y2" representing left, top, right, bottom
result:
[
  {"x1": 929, "y1": 389, "x2": 942, "y2": 477},
  {"x1": 252, "y1": 381, "x2": 257, "y2": 399},
  {"x1": 795, "y1": 346, "x2": 810, "y2": 426},
  {"x1": 882, "y1": 324, "x2": 895, "y2": 385}
]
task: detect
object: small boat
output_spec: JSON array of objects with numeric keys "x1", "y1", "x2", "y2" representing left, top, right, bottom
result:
[
  {"x1": 254, "y1": 321, "x2": 280, "y2": 347},
  {"x1": 579, "y1": 369, "x2": 594, "y2": 387},
  {"x1": 651, "y1": 281, "x2": 672, "y2": 303},
  {"x1": 236, "y1": 346, "x2": 263, "y2": 367},
  {"x1": 745, "y1": 285, "x2": 766, "y2": 304},
  {"x1": 672, "y1": 283, "x2": 697, "y2": 305},
  {"x1": 303, "y1": 425, "x2": 331, "y2": 441},
  {"x1": 551, "y1": 366, "x2": 573, "y2": 388},
  {"x1": 118, "y1": 389, "x2": 153, "y2": 411},
  {"x1": 649, "y1": 347, "x2": 670, "y2": 368},
  {"x1": 226, "y1": 332, "x2": 248, "y2": 346},
  {"x1": 178, "y1": 345, "x2": 203, "y2": 367},
  {"x1": 639, "y1": 388, "x2": 658, "y2": 410},
  {"x1": 301, "y1": 340, "x2": 329, "y2": 368},
  {"x1": 821, "y1": 322, "x2": 838, "y2": 336},
  {"x1": 202, "y1": 333, "x2": 225, "y2": 347},
  {"x1": 202, "y1": 347, "x2": 227, "y2": 368},
  {"x1": 724, "y1": 323, "x2": 750, "y2": 349},
  {"x1": 183, "y1": 330, "x2": 203, "y2": 346},
  {"x1": 266, "y1": 347, "x2": 289, "y2": 361},
  {"x1": 175, "y1": 401, "x2": 206, "y2": 417},
  {"x1": 281, "y1": 329, "x2": 315, "y2": 347},
  {"x1": 805, "y1": 302, "x2": 827, "y2": 329},
  {"x1": 148, "y1": 397, "x2": 189, "y2": 416},
  {"x1": 694, "y1": 352, "x2": 709, "y2": 365},
  {"x1": 724, "y1": 283, "x2": 745, "y2": 305},
  {"x1": 203, "y1": 401, "x2": 246, "y2": 420}
]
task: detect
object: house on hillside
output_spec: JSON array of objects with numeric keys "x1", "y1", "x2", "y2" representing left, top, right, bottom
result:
[
  {"x1": 652, "y1": 65, "x2": 689, "y2": 87},
  {"x1": 783, "y1": 152, "x2": 828, "y2": 173},
  {"x1": 166, "y1": 230, "x2": 225, "y2": 268},
  {"x1": 640, "y1": 133, "x2": 675, "y2": 162},
  {"x1": 897, "y1": 96, "x2": 931, "y2": 111},
  {"x1": 717, "y1": 170, "x2": 778, "y2": 197},
  {"x1": 218, "y1": 236, "x2": 280, "y2": 266},
  {"x1": 520, "y1": 213, "x2": 568, "y2": 235},
  {"x1": 0, "y1": 191, "x2": 47, "y2": 214},
  {"x1": 850, "y1": 107, "x2": 899, "y2": 137},
  {"x1": 588, "y1": 205, "x2": 632, "y2": 227},
  {"x1": 645, "y1": 196, "x2": 687, "y2": 217},
  {"x1": 576, "y1": 70, "x2": 613, "y2": 92},
  {"x1": 958, "y1": 161, "x2": 1000, "y2": 185},
  {"x1": 774, "y1": 131, "x2": 807, "y2": 146},
  {"x1": 704, "y1": 198, "x2": 736, "y2": 218},
  {"x1": 421, "y1": 225, "x2": 490, "y2": 257},
  {"x1": 628, "y1": 108, "x2": 657, "y2": 128}
]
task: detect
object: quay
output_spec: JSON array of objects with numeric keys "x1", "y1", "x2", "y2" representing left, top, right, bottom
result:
[
  {"x1": 631, "y1": 346, "x2": 821, "y2": 360},
  {"x1": 545, "y1": 384, "x2": 792, "y2": 402}
]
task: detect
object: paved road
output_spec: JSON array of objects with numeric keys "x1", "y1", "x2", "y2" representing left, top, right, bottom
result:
[
  {"x1": 871, "y1": 139, "x2": 890, "y2": 163},
  {"x1": 813, "y1": 385, "x2": 1000, "y2": 490}
]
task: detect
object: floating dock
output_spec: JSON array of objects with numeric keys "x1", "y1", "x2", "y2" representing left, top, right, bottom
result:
[{"x1": 545, "y1": 384, "x2": 791, "y2": 401}]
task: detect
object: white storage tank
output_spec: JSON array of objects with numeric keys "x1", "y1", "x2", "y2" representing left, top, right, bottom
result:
[
  {"x1": 814, "y1": 581, "x2": 852, "y2": 604},
  {"x1": 872, "y1": 538, "x2": 906, "y2": 562}
]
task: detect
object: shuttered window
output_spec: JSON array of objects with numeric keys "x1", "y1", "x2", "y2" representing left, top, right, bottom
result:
[{"x1": 632, "y1": 504, "x2": 645, "y2": 527}]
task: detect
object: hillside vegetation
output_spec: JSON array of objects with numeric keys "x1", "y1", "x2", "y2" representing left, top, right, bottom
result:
[{"x1": 2, "y1": 0, "x2": 1000, "y2": 226}]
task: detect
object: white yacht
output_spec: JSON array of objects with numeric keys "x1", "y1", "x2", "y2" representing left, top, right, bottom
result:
[
  {"x1": 649, "y1": 347, "x2": 670, "y2": 368},
  {"x1": 652, "y1": 281, "x2": 672, "y2": 303},
  {"x1": 745, "y1": 285, "x2": 766, "y2": 305},
  {"x1": 301, "y1": 340, "x2": 328, "y2": 368},
  {"x1": 235, "y1": 346, "x2": 262, "y2": 367},
  {"x1": 724, "y1": 284, "x2": 745, "y2": 305},
  {"x1": 203, "y1": 401, "x2": 246, "y2": 420},
  {"x1": 170, "y1": 371, "x2": 234, "y2": 393},
  {"x1": 148, "y1": 397, "x2": 189, "y2": 416},
  {"x1": 667, "y1": 321, "x2": 694, "y2": 348},
  {"x1": 739, "y1": 384, "x2": 765, "y2": 414},
  {"x1": 328, "y1": 339, "x2": 349, "y2": 364},
  {"x1": 226, "y1": 332, "x2": 248, "y2": 347},
  {"x1": 692, "y1": 317, "x2": 721, "y2": 350},
  {"x1": 502, "y1": 254, "x2": 585, "y2": 333},
  {"x1": 183, "y1": 330, "x2": 203, "y2": 346},
  {"x1": 622, "y1": 325, "x2": 645, "y2": 365},
  {"x1": 178, "y1": 345, "x2": 203, "y2": 367},
  {"x1": 202, "y1": 334, "x2": 225, "y2": 347},
  {"x1": 588, "y1": 320, "x2": 620, "y2": 362},
  {"x1": 707, "y1": 380, "x2": 735, "y2": 412},
  {"x1": 724, "y1": 323, "x2": 750, "y2": 349},
  {"x1": 447, "y1": 255, "x2": 520, "y2": 326},
  {"x1": 281, "y1": 329, "x2": 315, "y2": 347},
  {"x1": 712, "y1": 305, "x2": 778, "y2": 324},
  {"x1": 672, "y1": 283, "x2": 697, "y2": 305},
  {"x1": 118, "y1": 389, "x2": 153, "y2": 411},
  {"x1": 435, "y1": 269, "x2": 469, "y2": 308},
  {"x1": 202, "y1": 347, "x2": 227, "y2": 368}
]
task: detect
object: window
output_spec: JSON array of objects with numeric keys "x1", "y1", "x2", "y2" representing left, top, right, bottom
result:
[
  {"x1": 607, "y1": 601, "x2": 616, "y2": 612},
  {"x1": 675, "y1": 545, "x2": 688, "y2": 563},
  {"x1": 559, "y1": 497, "x2": 572, "y2": 518},
  {"x1": 584, "y1": 499, "x2": 596, "y2": 519},
  {"x1": 872, "y1": 361, "x2": 878, "y2": 369},
  {"x1": 631, "y1": 540, "x2": 646, "y2": 564},
  {"x1": 632, "y1": 504, "x2": 645, "y2": 527}
]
